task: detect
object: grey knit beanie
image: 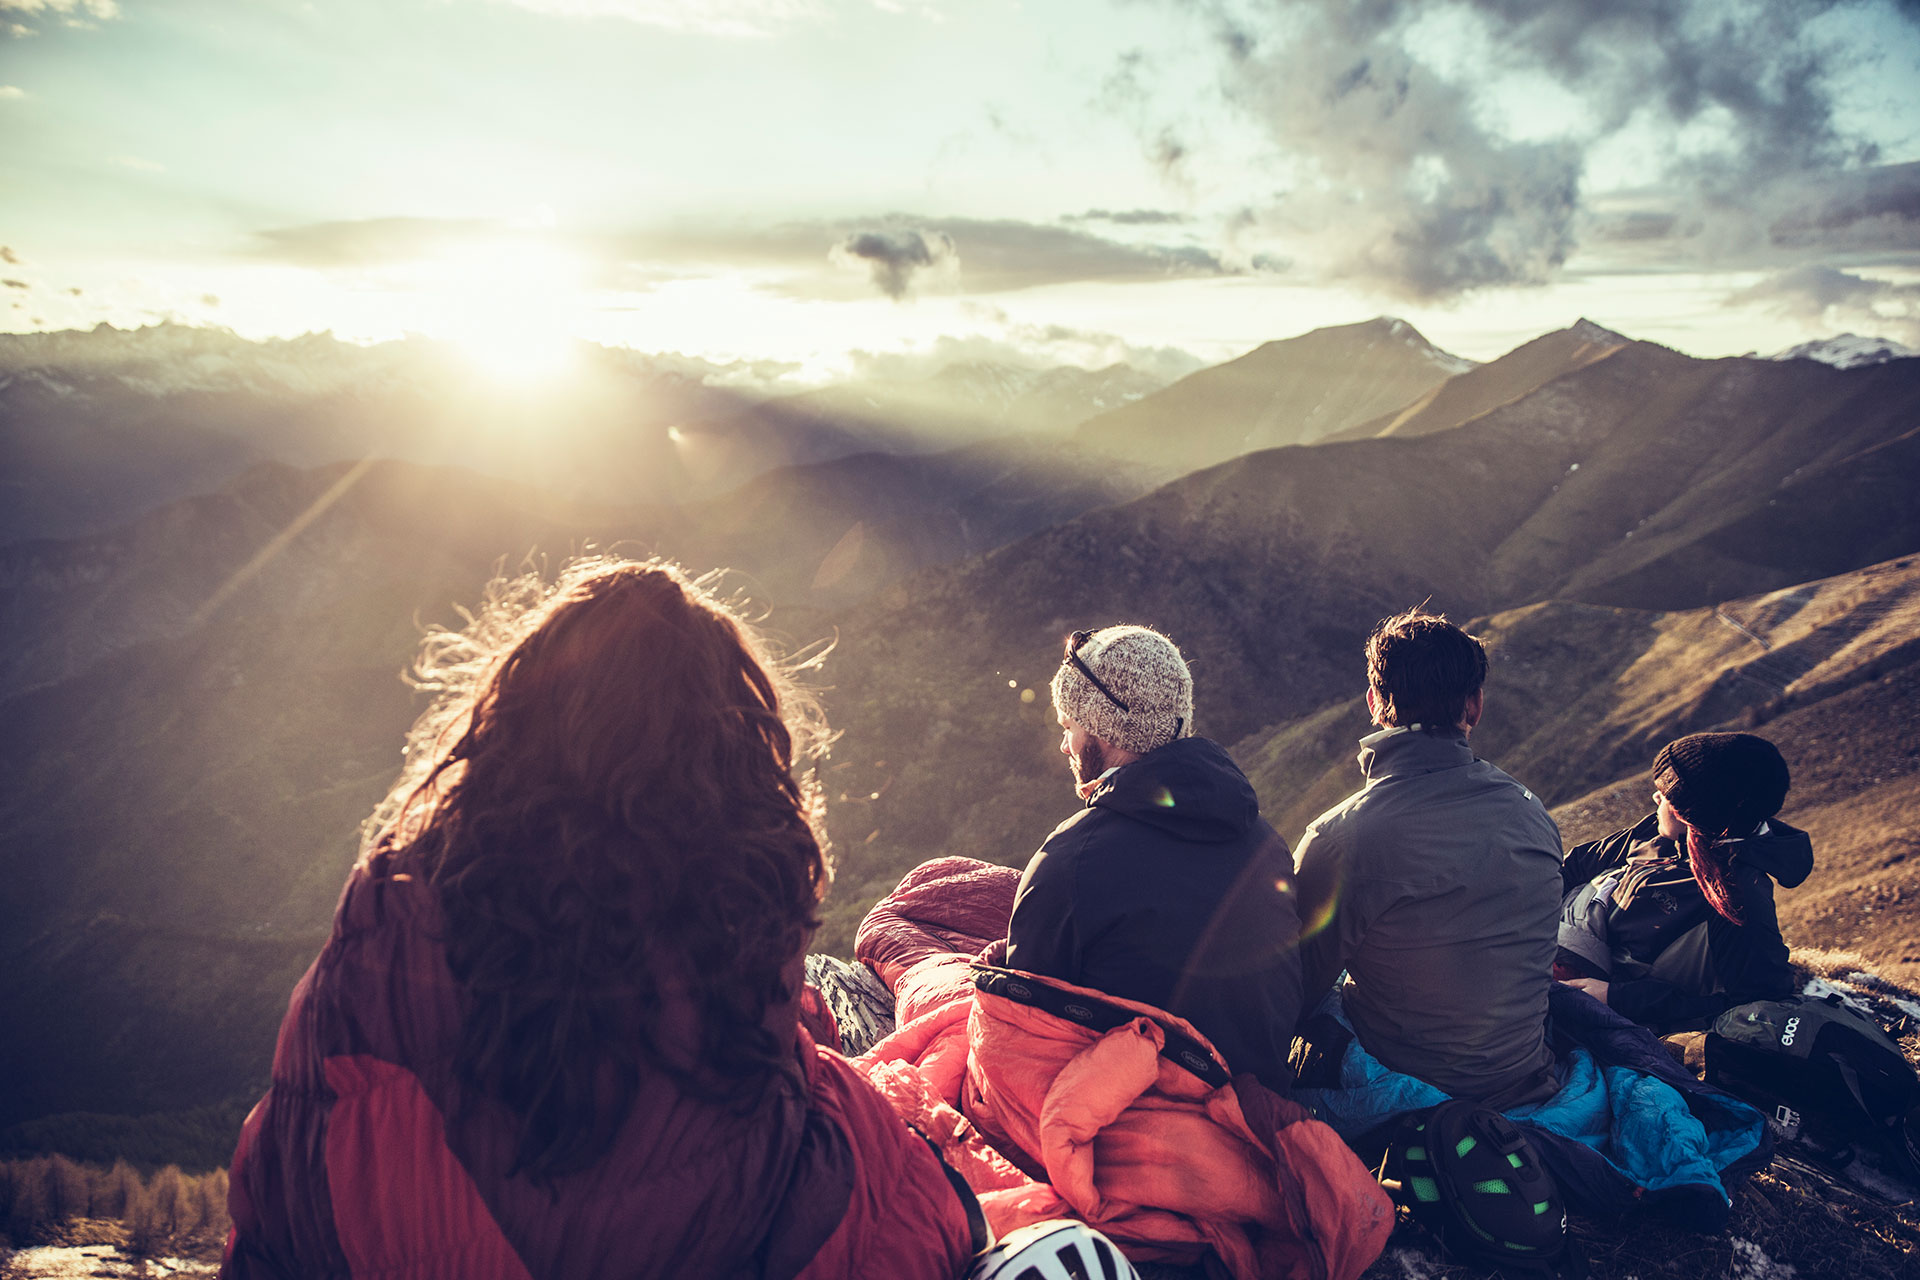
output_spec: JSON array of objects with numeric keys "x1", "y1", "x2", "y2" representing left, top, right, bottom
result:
[{"x1": 1050, "y1": 625, "x2": 1194, "y2": 755}]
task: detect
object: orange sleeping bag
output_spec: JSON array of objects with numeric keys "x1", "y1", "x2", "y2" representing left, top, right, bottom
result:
[{"x1": 858, "y1": 956, "x2": 1392, "y2": 1280}]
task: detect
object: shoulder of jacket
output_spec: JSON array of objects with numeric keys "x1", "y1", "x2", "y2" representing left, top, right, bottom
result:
[{"x1": 1035, "y1": 806, "x2": 1110, "y2": 868}]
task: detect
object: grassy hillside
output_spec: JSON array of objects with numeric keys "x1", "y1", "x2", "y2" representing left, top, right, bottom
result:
[{"x1": 813, "y1": 349, "x2": 1920, "y2": 948}]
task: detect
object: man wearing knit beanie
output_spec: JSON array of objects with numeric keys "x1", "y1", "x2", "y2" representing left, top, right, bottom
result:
[
  {"x1": 1048, "y1": 625, "x2": 1195, "y2": 795},
  {"x1": 1004, "y1": 624, "x2": 1304, "y2": 1093}
]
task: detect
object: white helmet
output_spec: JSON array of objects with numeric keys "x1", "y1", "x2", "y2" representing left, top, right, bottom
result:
[{"x1": 965, "y1": 1219, "x2": 1141, "y2": 1280}]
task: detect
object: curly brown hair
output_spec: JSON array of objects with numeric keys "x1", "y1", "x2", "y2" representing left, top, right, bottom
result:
[{"x1": 370, "y1": 555, "x2": 833, "y2": 1179}]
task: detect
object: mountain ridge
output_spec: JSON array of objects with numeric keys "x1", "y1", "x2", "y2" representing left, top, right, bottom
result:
[{"x1": 1070, "y1": 316, "x2": 1475, "y2": 471}]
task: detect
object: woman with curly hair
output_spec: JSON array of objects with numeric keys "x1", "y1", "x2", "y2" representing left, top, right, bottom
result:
[
  {"x1": 222, "y1": 556, "x2": 980, "y2": 1280},
  {"x1": 1555, "y1": 732, "x2": 1814, "y2": 1032}
]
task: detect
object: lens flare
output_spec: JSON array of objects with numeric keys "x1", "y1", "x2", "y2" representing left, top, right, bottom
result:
[{"x1": 1300, "y1": 894, "x2": 1339, "y2": 940}]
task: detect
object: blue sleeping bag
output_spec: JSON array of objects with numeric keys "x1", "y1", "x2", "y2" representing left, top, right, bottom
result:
[{"x1": 1294, "y1": 984, "x2": 1770, "y2": 1229}]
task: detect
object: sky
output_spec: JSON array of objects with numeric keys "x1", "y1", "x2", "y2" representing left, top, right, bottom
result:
[{"x1": 3, "y1": 0, "x2": 1919, "y2": 380}]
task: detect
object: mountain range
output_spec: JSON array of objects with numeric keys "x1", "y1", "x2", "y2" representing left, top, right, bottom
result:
[
  {"x1": 0, "y1": 324, "x2": 1169, "y2": 545},
  {"x1": 2, "y1": 316, "x2": 1915, "y2": 1161},
  {"x1": 1072, "y1": 316, "x2": 1476, "y2": 471},
  {"x1": 810, "y1": 334, "x2": 1920, "y2": 936}
]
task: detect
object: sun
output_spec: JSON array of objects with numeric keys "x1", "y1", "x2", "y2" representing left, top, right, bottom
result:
[{"x1": 411, "y1": 237, "x2": 587, "y2": 385}]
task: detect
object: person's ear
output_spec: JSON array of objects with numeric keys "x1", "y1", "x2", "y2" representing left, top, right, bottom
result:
[
  {"x1": 1365, "y1": 687, "x2": 1385, "y2": 726},
  {"x1": 1461, "y1": 688, "x2": 1485, "y2": 730}
]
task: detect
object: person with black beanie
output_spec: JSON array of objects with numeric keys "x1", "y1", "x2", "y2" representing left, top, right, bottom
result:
[{"x1": 1555, "y1": 732, "x2": 1814, "y2": 1031}]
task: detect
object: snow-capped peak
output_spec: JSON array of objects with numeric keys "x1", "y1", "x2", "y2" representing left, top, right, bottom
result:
[
  {"x1": 1374, "y1": 316, "x2": 1476, "y2": 374},
  {"x1": 1770, "y1": 334, "x2": 1916, "y2": 369}
]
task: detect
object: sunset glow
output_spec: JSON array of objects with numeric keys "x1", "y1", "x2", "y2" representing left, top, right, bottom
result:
[
  {"x1": 1, "y1": 1, "x2": 1916, "y2": 365},
  {"x1": 419, "y1": 239, "x2": 587, "y2": 384}
]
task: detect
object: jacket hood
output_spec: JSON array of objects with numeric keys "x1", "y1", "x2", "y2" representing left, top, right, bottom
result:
[
  {"x1": 1087, "y1": 736, "x2": 1260, "y2": 843},
  {"x1": 1733, "y1": 819, "x2": 1814, "y2": 889}
]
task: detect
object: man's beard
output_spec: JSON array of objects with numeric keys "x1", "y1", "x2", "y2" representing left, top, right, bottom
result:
[{"x1": 1071, "y1": 736, "x2": 1109, "y2": 791}]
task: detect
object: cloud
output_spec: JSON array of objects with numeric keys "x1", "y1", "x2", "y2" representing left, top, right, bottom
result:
[
  {"x1": 0, "y1": 0, "x2": 119, "y2": 34},
  {"x1": 619, "y1": 215, "x2": 1246, "y2": 297},
  {"x1": 251, "y1": 210, "x2": 1250, "y2": 301},
  {"x1": 830, "y1": 228, "x2": 957, "y2": 300},
  {"x1": 1149, "y1": 130, "x2": 1194, "y2": 188},
  {"x1": 474, "y1": 0, "x2": 821, "y2": 38},
  {"x1": 1137, "y1": 0, "x2": 1920, "y2": 299},
  {"x1": 3, "y1": 278, "x2": 28, "y2": 290},
  {"x1": 1767, "y1": 161, "x2": 1920, "y2": 253},
  {"x1": 0, "y1": 85, "x2": 23, "y2": 99},
  {"x1": 1576, "y1": 160, "x2": 1920, "y2": 272},
  {"x1": 0, "y1": 247, "x2": 16, "y2": 264},
  {"x1": 1065, "y1": 209, "x2": 1193, "y2": 226},
  {"x1": 1733, "y1": 264, "x2": 1920, "y2": 346},
  {"x1": 252, "y1": 217, "x2": 500, "y2": 267},
  {"x1": 827, "y1": 218, "x2": 1237, "y2": 296}
]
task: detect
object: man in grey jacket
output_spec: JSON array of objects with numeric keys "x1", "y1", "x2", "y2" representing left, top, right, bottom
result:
[{"x1": 1293, "y1": 610, "x2": 1563, "y2": 1108}]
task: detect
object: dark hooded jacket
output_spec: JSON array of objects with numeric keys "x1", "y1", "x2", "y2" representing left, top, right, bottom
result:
[
  {"x1": 1560, "y1": 813, "x2": 1815, "y2": 1030},
  {"x1": 1002, "y1": 737, "x2": 1302, "y2": 1092}
]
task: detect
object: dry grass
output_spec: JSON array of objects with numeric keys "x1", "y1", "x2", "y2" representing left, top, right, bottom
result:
[{"x1": 0, "y1": 1157, "x2": 228, "y2": 1264}]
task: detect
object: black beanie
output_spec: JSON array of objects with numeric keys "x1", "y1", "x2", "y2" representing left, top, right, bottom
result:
[{"x1": 1652, "y1": 732, "x2": 1790, "y2": 836}]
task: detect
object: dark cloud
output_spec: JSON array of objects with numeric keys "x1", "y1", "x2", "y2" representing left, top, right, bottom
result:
[
  {"x1": 830, "y1": 229, "x2": 957, "y2": 300},
  {"x1": 1768, "y1": 161, "x2": 1920, "y2": 252},
  {"x1": 2, "y1": 279, "x2": 27, "y2": 290},
  {"x1": 0, "y1": 247, "x2": 16, "y2": 265},
  {"x1": 1581, "y1": 161, "x2": 1920, "y2": 268},
  {"x1": 1585, "y1": 209, "x2": 1683, "y2": 244},
  {"x1": 66, "y1": 286, "x2": 81, "y2": 296},
  {"x1": 1739, "y1": 265, "x2": 1885, "y2": 309},
  {"x1": 200, "y1": 293, "x2": 220, "y2": 307},
  {"x1": 1138, "y1": 0, "x2": 1920, "y2": 298}
]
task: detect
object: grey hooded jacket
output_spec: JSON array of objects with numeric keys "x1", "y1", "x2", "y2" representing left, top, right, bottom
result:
[{"x1": 1293, "y1": 725, "x2": 1564, "y2": 1108}]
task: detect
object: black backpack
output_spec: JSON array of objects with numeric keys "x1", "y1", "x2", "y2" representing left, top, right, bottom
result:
[
  {"x1": 1705, "y1": 993, "x2": 1920, "y2": 1175},
  {"x1": 1384, "y1": 1100, "x2": 1580, "y2": 1275}
]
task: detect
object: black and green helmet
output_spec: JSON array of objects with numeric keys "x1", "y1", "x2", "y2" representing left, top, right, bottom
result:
[{"x1": 1388, "y1": 1099, "x2": 1572, "y2": 1272}]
